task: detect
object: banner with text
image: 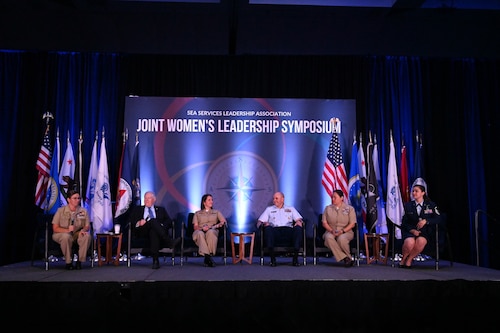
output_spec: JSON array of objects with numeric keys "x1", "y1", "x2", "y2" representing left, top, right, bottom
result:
[{"x1": 124, "y1": 96, "x2": 356, "y2": 232}]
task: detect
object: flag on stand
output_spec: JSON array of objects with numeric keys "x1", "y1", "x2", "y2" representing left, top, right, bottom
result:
[
  {"x1": 412, "y1": 131, "x2": 426, "y2": 199},
  {"x1": 357, "y1": 133, "x2": 368, "y2": 233},
  {"x1": 46, "y1": 128, "x2": 62, "y2": 214},
  {"x1": 365, "y1": 133, "x2": 379, "y2": 233},
  {"x1": 35, "y1": 113, "x2": 53, "y2": 208},
  {"x1": 131, "y1": 134, "x2": 141, "y2": 206},
  {"x1": 347, "y1": 136, "x2": 364, "y2": 239},
  {"x1": 347, "y1": 137, "x2": 361, "y2": 208},
  {"x1": 321, "y1": 119, "x2": 348, "y2": 198},
  {"x1": 413, "y1": 131, "x2": 424, "y2": 182},
  {"x1": 85, "y1": 132, "x2": 99, "y2": 222},
  {"x1": 93, "y1": 129, "x2": 113, "y2": 234},
  {"x1": 373, "y1": 135, "x2": 387, "y2": 234},
  {"x1": 59, "y1": 131, "x2": 75, "y2": 204},
  {"x1": 400, "y1": 142, "x2": 410, "y2": 203},
  {"x1": 386, "y1": 132, "x2": 404, "y2": 239},
  {"x1": 74, "y1": 130, "x2": 84, "y2": 199},
  {"x1": 115, "y1": 130, "x2": 133, "y2": 219}
]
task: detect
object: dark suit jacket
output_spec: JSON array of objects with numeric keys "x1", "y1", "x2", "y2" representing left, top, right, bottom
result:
[
  {"x1": 129, "y1": 205, "x2": 172, "y2": 236},
  {"x1": 401, "y1": 199, "x2": 441, "y2": 241}
]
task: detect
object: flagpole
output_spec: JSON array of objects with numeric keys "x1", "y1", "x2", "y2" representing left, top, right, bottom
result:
[
  {"x1": 78, "y1": 130, "x2": 83, "y2": 199},
  {"x1": 41, "y1": 111, "x2": 53, "y2": 214}
]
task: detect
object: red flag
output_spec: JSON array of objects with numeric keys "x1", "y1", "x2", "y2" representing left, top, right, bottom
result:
[
  {"x1": 322, "y1": 130, "x2": 348, "y2": 198},
  {"x1": 35, "y1": 114, "x2": 53, "y2": 208},
  {"x1": 131, "y1": 134, "x2": 141, "y2": 206},
  {"x1": 400, "y1": 144, "x2": 410, "y2": 203},
  {"x1": 115, "y1": 130, "x2": 133, "y2": 218}
]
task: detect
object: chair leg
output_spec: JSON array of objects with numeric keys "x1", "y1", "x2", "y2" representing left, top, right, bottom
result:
[{"x1": 45, "y1": 220, "x2": 49, "y2": 271}]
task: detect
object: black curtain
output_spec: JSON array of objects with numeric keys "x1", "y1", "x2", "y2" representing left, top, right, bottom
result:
[{"x1": 1, "y1": 51, "x2": 498, "y2": 267}]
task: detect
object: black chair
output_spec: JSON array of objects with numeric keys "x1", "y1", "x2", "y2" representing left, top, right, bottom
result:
[
  {"x1": 391, "y1": 212, "x2": 453, "y2": 270},
  {"x1": 126, "y1": 219, "x2": 178, "y2": 267},
  {"x1": 259, "y1": 220, "x2": 307, "y2": 266},
  {"x1": 31, "y1": 212, "x2": 95, "y2": 270},
  {"x1": 313, "y1": 214, "x2": 360, "y2": 266},
  {"x1": 180, "y1": 212, "x2": 228, "y2": 266}
]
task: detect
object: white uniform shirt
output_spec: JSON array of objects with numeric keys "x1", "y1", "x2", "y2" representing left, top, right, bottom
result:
[{"x1": 258, "y1": 205, "x2": 303, "y2": 227}]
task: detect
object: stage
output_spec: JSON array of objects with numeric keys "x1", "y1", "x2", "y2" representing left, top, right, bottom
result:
[{"x1": 2, "y1": 256, "x2": 499, "y2": 332}]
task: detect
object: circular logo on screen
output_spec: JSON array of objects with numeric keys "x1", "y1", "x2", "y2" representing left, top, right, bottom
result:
[{"x1": 204, "y1": 151, "x2": 277, "y2": 224}]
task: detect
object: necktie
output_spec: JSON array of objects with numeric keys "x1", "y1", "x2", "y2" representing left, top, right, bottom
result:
[
  {"x1": 148, "y1": 207, "x2": 154, "y2": 219},
  {"x1": 416, "y1": 204, "x2": 422, "y2": 215}
]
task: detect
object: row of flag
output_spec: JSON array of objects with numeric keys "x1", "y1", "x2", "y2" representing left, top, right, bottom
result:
[
  {"x1": 34, "y1": 114, "x2": 141, "y2": 234},
  {"x1": 36, "y1": 113, "x2": 423, "y2": 238},
  {"x1": 322, "y1": 129, "x2": 425, "y2": 239}
]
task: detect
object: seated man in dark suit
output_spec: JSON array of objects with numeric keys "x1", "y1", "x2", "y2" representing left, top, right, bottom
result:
[{"x1": 129, "y1": 190, "x2": 180, "y2": 269}]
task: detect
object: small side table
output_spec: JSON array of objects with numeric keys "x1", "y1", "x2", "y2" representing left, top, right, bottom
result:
[
  {"x1": 230, "y1": 232, "x2": 255, "y2": 265},
  {"x1": 96, "y1": 233, "x2": 122, "y2": 266},
  {"x1": 364, "y1": 233, "x2": 389, "y2": 265}
]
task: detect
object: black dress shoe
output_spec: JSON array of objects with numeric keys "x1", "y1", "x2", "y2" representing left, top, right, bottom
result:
[
  {"x1": 65, "y1": 263, "x2": 74, "y2": 270},
  {"x1": 204, "y1": 254, "x2": 215, "y2": 267},
  {"x1": 343, "y1": 256, "x2": 353, "y2": 267},
  {"x1": 152, "y1": 258, "x2": 160, "y2": 269},
  {"x1": 75, "y1": 261, "x2": 82, "y2": 270}
]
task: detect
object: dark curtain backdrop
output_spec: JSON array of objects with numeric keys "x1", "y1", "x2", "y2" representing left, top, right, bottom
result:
[{"x1": 1, "y1": 51, "x2": 498, "y2": 267}]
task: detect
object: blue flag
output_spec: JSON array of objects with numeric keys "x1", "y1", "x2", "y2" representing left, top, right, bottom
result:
[
  {"x1": 85, "y1": 132, "x2": 98, "y2": 221},
  {"x1": 347, "y1": 138, "x2": 364, "y2": 240},
  {"x1": 46, "y1": 129, "x2": 62, "y2": 214},
  {"x1": 412, "y1": 131, "x2": 424, "y2": 187}
]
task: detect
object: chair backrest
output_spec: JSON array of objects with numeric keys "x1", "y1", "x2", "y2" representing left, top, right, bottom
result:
[
  {"x1": 316, "y1": 214, "x2": 359, "y2": 244},
  {"x1": 391, "y1": 212, "x2": 451, "y2": 270},
  {"x1": 126, "y1": 219, "x2": 176, "y2": 267},
  {"x1": 186, "y1": 212, "x2": 195, "y2": 236},
  {"x1": 182, "y1": 212, "x2": 228, "y2": 259},
  {"x1": 314, "y1": 214, "x2": 360, "y2": 265},
  {"x1": 423, "y1": 212, "x2": 450, "y2": 258}
]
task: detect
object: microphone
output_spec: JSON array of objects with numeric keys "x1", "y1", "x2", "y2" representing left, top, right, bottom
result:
[{"x1": 70, "y1": 212, "x2": 75, "y2": 235}]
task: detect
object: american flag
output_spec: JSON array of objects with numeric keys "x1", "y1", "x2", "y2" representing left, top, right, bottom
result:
[
  {"x1": 322, "y1": 131, "x2": 348, "y2": 198},
  {"x1": 35, "y1": 124, "x2": 52, "y2": 208}
]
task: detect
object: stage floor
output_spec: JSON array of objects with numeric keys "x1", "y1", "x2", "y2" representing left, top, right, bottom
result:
[
  {"x1": 3, "y1": 256, "x2": 500, "y2": 332},
  {"x1": 2, "y1": 255, "x2": 499, "y2": 282}
]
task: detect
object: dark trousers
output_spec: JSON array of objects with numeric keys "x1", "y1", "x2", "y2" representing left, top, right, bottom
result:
[
  {"x1": 138, "y1": 219, "x2": 173, "y2": 258},
  {"x1": 263, "y1": 225, "x2": 303, "y2": 256}
]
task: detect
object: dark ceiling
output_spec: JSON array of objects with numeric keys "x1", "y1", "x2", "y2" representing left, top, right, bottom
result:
[{"x1": 1, "y1": 0, "x2": 499, "y2": 58}]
